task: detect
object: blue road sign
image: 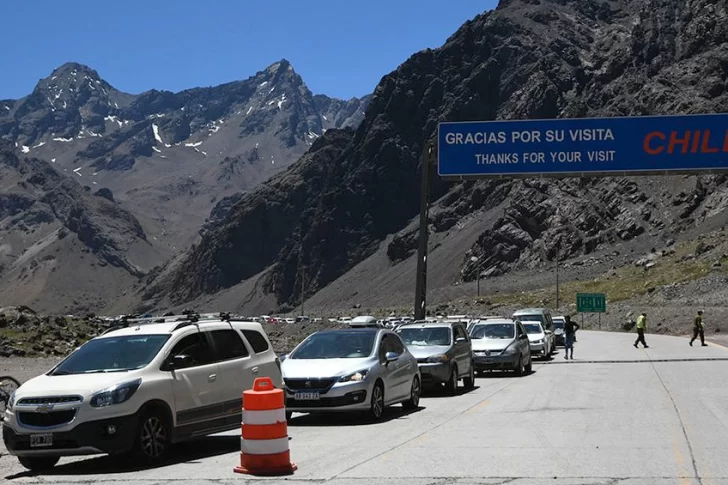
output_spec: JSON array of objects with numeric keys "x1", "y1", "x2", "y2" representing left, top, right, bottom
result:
[{"x1": 438, "y1": 113, "x2": 728, "y2": 178}]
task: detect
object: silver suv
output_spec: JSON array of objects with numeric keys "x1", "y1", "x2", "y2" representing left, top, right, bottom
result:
[{"x1": 396, "y1": 320, "x2": 475, "y2": 394}]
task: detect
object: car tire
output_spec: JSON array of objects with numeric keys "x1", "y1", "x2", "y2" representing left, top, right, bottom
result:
[
  {"x1": 134, "y1": 409, "x2": 171, "y2": 464},
  {"x1": 445, "y1": 365, "x2": 458, "y2": 395},
  {"x1": 369, "y1": 381, "x2": 385, "y2": 420},
  {"x1": 463, "y1": 362, "x2": 475, "y2": 389},
  {"x1": 402, "y1": 376, "x2": 421, "y2": 410},
  {"x1": 524, "y1": 357, "x2": 533, "y2": 374},
  {"x1": 18, "y1": 456, "x2": 60, "y2": 472},
  {"x1": 514, "y1": 356, "x2": 524, "y2": 376}
]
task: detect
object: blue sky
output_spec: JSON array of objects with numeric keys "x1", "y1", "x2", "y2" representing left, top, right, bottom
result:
[{"x1": 0, "y1": 0, "x2": 498, "y2": 101}]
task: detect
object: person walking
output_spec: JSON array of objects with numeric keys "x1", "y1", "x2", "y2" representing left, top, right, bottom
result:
[
  {"x1": 634, "y1": 312, "x2": 649, "y2": 348},
  {"x1": 689, "y1": 310, "x2": 707, "y2": 347},
  {"x1": 564, "y1": 315, "x2": 580, "y2": 360}
]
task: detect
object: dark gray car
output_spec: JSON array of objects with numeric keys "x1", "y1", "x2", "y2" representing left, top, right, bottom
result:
[
  {"x1": 469, "y1": 318, "x2": 532, "y2": 376},
  {"x1": 396, "y1": 320, "x2": 475, "y2": 394}
]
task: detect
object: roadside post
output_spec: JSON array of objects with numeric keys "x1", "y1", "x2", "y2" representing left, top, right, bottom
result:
[{"x1": 415, "y1": 114, "x2": 728, "y2": 323}]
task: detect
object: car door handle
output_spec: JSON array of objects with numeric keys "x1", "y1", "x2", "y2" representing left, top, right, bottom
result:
[
  {"x1": 252, "y1": 367, "x2": 259, "y2": 374},
  {"x1": 208, "y1": 374, "x2": 217, "y2": 382}
]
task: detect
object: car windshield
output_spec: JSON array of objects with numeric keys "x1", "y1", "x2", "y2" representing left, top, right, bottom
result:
[
  {"x1": 290, "y1": 331, "x2": 376, "y2": 359},
  {"x1": 470, "y1": 323, "x2": 515, "y2": 339},
  {"x1": 524, "y1": 323, "x2": 543, "y2": 334},
  {"x1": 398, "y1": 327, "x2": 451, "y2": 346},
  {"x1": 553, "y1": 320, "x2": 565, "y2": 329},
  {"x1": 49, "y1": 335, "x2": 170, "y2": 375},
  {"x1": 516, "y1": 314, "x2": 545, "y2": 325}
]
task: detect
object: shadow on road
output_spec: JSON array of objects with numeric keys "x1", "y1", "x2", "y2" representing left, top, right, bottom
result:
[
  {"x1": 289, "y1": 405, "x2": 424, "y2": 427},
  {"x1": 422, "y1": 385, "x2": 480, "y2": 398},
  {"x1": 4, "y1": 435, "x2": 240, "y2": 479},
  {"x1": 475, "y1": 368, "x2": 537, "y2": 379}
]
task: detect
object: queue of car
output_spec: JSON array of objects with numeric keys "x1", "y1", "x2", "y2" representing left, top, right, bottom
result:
[{"x1": 2, "y1": 307, "x2": 568, "y2": 472}]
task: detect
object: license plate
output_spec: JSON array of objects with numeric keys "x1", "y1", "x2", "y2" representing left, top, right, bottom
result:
[
  {"x1": 484, "y1": 358, "x2": 493, "y2": 363},
  {"x1": 294, "y1": 392, "x2": 320, "y2": 400},
  {"x1": 30, "y1": 433, "x2": 53, "y2": 448}
]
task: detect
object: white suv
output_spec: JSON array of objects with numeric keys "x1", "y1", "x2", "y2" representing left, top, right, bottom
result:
[{"x1": 2, "y1": 314, "x2": 282, "y2": 471}]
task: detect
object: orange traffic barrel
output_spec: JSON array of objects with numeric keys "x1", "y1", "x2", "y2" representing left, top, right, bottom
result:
[{"x1": 233, "y1": 376, "x2": 297, "y2": 476}]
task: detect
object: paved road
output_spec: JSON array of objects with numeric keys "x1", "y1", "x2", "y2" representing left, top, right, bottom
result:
[{"x1": 3, "y1": 330, "x2": 728, "y2": 484}]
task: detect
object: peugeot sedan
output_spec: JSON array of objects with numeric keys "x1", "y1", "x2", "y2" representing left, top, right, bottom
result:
[{"x1": 281, "y1": 328, "x2": 421, "y2": 420}]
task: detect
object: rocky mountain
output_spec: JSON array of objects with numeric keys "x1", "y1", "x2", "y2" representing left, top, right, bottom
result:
[
  {"x1": 131, "y1": 0, "x2": 728, "y2": 317},
  {"x1": 0, "y1": 141, "x2": 169, "y2": 313},
  {"x1": 1, "y1": 60, "x2": 371, "y2": 250}
]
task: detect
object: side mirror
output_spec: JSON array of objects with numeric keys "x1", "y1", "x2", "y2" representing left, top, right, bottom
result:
[
  {"x1": 385, "y1": 351, "x2": 399, "y2": 363},
  {"x1": 280, "y1": 354, "x2": 288, "y2": 362},
  {"x1": 169, "y1": 354, "x2": 191, "y2": 370}
]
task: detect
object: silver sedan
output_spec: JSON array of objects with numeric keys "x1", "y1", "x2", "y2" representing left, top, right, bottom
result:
[{"x1": 280, "y1": 328, "x2": 421, "y2": 420}]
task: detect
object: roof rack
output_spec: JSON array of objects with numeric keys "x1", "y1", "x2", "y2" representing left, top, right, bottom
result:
[{"x1": 100, "y1": 312, "x2": 237, "y2": 334}]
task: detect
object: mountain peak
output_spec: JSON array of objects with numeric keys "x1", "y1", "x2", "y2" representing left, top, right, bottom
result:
[{"x1": 265, "y1": 58, "x2": 294, "y2": 75}]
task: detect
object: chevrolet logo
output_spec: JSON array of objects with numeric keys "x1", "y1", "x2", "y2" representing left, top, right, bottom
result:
[{"x1": 35, "y1": 403, "x2": 55, "y2": 413}]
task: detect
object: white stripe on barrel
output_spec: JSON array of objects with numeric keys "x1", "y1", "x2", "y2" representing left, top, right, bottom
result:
[
  {"x1": 241, "y1": 436, "x2": 290, "y2": 455},
  {"x1": 242, "y1": 408, "x2": 286, "y2": 425}
]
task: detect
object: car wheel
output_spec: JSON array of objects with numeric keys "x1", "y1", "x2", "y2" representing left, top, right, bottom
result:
[
  {"x1": 463, "y1": 362, "x2": 475, "y2": 389},
  {"x1": 403, "y1": 376, "x2": 421, "y2": 410},
  {"x1": 445, "y1": 365, "x2": 458, "y2": 395},
  {"x1": 369, "y1": 381, "x2": 385, "y2": 420},
  {"x1": 135, "y1": 410, "x2": 170, "y2": 463},
  {"x1": 524, "y1": 356, "x2": 533, "y2": 374},
  {"x1": 514, "y1": 356, "x2": 524, "y2": 376},
  {"x1": 18, "y1": 456, "x2": 60, "y2": 472}
]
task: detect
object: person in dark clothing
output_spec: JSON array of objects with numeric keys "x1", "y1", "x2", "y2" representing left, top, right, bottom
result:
[
  {"x1": 690, "y1": 310, "x2": 707, "y2": 347},
  {"x1": 563, "y1": 315, "x2": 580, "y2": 360}
]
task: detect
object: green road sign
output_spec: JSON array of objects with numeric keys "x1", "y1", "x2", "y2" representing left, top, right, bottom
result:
[{"x1": 576, "y1": 293, "x2": 606, "y2": 313}]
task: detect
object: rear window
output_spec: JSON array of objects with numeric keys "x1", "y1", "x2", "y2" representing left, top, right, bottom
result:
[
  {"x1": 242, "y1": 329, "x2": 270, "y2": 353},
  {"x1": 209, "y1": 329, "x2": 250, "y2": 361},
  {"x1": 516, "y1": 314, "x2": 545, "y2": 325}
]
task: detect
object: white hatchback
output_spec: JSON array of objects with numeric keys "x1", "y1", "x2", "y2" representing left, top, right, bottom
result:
[{"x1": 2, "y1": 314, "x2": 282, "y2": 472}]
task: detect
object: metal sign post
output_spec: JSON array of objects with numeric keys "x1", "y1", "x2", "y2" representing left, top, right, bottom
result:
[
  {"x1": 414, "y1": 142, "x2": 435, "y2": 320},
  {"x1": 417, "y1": 113, "x2": 728, "y2": 326},
  {"x1": 576, "y1": 293, "x2": 607, "y2": 330}
]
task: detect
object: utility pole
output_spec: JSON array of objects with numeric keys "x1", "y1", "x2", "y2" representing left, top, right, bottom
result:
[
  {"x1": 300, "y1": 267, "x2": 305, "y2": 317},
  {"x1": 414, "y1": 141, "x2": 435, "y2": 320},
  {"x1": 555, "y1": 254, "x2": 560, "y2": 310},
  {"x1": 470, "y1": 256, "x2": 481, "y2": 297}
]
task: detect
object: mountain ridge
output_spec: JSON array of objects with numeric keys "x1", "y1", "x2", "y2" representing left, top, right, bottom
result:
[
  {"x1": 133, "y1": 0, "x2": 728, "y2": 316},
  {"x1": 0, "y1": 59, "x2": 371, "y2": 313}
]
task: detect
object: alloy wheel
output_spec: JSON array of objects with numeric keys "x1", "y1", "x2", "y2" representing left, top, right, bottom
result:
[
  {"x1": 140, "y1": 416, "x2": 168, "y2": 459},
  {"x1": 371, "y1": 384, "x2": 384, "y2": 419}
]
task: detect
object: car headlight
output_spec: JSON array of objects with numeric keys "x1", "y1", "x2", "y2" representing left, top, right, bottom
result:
[
  {"x1": 533, "y1": 339, "x2": 544, "y2": 344},
  {"x1": 426, "y1": 354, "x2": 449, "y2": 363},
  {"x1": 90, "y1": 378, "x2": 142, "y2": 407},
  {"x1": 503, "y1": 346, "x2": 518, "y2": 355},
  {"x1": 6, "y1": 391, "x2": 16, "y2": 412},
  {"x1": 339, "y1": 370, "x2": 369, "y2": 382}
]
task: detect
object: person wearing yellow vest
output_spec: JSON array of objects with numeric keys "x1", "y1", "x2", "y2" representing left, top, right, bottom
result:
[
  {"x1": 633, "y1": 312, "x2": 649, "y2": 348},
  {"x1": 689, "y1": 310, "x2": 707, "y2": 347}
]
